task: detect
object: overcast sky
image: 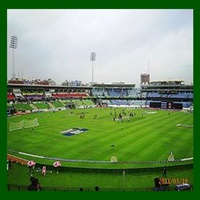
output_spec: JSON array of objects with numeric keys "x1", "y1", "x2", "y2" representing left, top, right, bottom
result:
[{"x1": 7, "y1": 9, "x2": 193, "y2": 87}]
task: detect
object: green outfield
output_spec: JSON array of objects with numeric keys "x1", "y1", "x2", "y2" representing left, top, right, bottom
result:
[
  {"x1": 7, "y1": 107, "x2": 193, "y2": 169},
  {"x1": 7, "y1": 162, "x2": 193, "y2": 191}
]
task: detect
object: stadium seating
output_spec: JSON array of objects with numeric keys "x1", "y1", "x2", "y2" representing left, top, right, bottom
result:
[
  {"x1": 52, "y1": 92, "x2": 88, "y2": 99},
  {"x1": 7, "y1": 93, "x2": 15, "y2": 101}
]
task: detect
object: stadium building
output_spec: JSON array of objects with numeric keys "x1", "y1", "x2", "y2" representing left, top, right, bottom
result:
[
  {"x1": 7, "y1": 78, "x2": 193, "y2": 113},
  {"x1": 140, "y1": 79, "x2": 193, "y2": 110}
]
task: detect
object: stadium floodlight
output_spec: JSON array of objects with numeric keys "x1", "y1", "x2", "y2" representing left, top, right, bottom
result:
[
  {"x1": 9, "y1": 35, "x2": 18, "y2": 79},
  {"x1": 90, "y1": 52, "x2": 96, "y2": 85}
]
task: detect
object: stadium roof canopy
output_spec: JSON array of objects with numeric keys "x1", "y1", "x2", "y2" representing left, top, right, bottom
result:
[
  {"x1": 92, "y1": 83, "x2": 136, "y2": 88},
  {"x1": 7, "y1": 83, "x2": 92, "y2": 90},
  {"x1": 149, "y1": 79, "x2": 185, "y2": 85}
]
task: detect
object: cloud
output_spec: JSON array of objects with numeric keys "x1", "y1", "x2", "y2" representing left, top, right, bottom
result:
[{"x1": 7, "y1": 9, "x2": 193, "y2": 87}]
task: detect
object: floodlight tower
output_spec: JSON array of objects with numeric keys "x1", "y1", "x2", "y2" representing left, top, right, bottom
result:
[
  {"x1": 9, "y1": 35, "x2": 18, "y2": 79},
  {"x1": 90, "y1": 52, "x2": 96, "y2": 85}
]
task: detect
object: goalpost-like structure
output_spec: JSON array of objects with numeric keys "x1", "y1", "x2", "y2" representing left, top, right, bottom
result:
[{"x1": 9, "y1": 118, "x2": 39, "y2": 131}]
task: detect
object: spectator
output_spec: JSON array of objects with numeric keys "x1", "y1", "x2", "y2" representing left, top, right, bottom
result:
[
  {"x1": 28, "y1": 176, "x2": 41, "y2": 191},
  {"x1": 95, "y1": 186, "x2": 99, "y2": 191},
  {"x1": 42, "y1": 166, "x2": 46, "y2": 176},
  {"x1": 28, "y1": 165, "x2": 34, "y2": 175}
]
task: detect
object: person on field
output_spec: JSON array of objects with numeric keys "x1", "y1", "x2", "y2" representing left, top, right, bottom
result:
[{"x1": 42, "y1": 166, "x2": 46, "y2": 176}]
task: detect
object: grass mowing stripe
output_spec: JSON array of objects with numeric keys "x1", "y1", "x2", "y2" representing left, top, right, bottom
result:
[{"x1": 7, "y1": 108, "x2": 193, "y2": 169}]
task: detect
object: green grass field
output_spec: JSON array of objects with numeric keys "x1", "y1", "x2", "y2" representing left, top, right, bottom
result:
[
  {"x1": 7, "y1": 162, "x2": 193, "y2": 191},
  {"x1": 7, "y1": 107, "x2": 193, "y2": 169},
  {"x1": 7, "y1": 107, "x2": 193, "y2": 190}
]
